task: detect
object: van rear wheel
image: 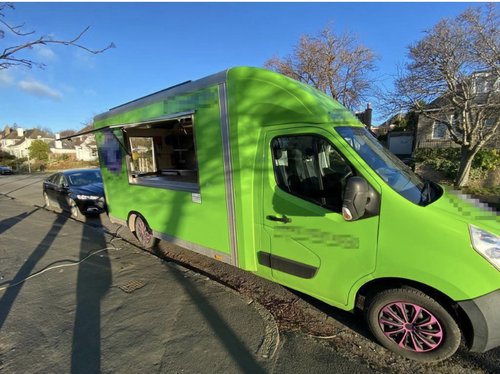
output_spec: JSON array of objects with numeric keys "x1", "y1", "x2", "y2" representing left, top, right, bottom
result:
[
  {"x1": 134, "y1": 215, "x2": 158, "y2": 249},
  {"x1": 365, "y1": 288, "x2": 461, "y2": 362}
]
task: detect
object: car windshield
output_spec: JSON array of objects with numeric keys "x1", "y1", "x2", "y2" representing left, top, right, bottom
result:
[
  {"x1": 336, "y1": 126, "x2": 436, "y2": 205},
  {"x1": 67, "y1": 170, "x2": 102, "y2": 186}
]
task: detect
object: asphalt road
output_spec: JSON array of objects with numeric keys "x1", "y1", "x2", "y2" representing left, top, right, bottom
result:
[
  {"x1": 1, "y1": 172, "x2": 499, "y2": 373},
  {"x1": 0, "y1": 172, "x2": 372, "y2": 373}
]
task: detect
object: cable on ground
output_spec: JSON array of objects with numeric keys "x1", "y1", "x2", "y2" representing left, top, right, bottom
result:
[{"x1": 0, "y1": 246, "x2": 120, "y2": 292}]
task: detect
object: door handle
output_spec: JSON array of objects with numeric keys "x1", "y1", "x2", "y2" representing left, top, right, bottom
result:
[{"x1": 266, "y1": 215, "x2": 292, "y2": 224}]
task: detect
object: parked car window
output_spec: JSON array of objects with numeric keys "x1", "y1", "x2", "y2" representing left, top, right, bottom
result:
[
  {"x1": 53, "y1": 174, "x2": 64, "y2": 187},
  {"x1": 271, "y1": 135, "x2": 352, "y2": 211},
  {"x1": 46, "y1": 174, "x2": 56, "y2": 183},
  {"x1": 67, "y1": 170, "x2": 102, "y2": 186}
]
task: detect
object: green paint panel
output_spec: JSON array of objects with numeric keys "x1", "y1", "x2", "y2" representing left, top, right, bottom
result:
[
  {"x1": 95, "y1": 86, "x2": 230, "y2": 254},
  {"x1": 94, "y1": 67, "x2": 500, "y2": 314}
]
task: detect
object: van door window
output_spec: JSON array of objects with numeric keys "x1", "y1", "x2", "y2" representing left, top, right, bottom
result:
[{"x1": 271, "y1": 135, "x2": 352, "y2": 211}]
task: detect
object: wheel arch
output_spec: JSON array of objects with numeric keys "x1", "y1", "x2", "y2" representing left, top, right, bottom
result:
[{"x1": 355, "y1": 277, "x2": 474, "y2": 349}]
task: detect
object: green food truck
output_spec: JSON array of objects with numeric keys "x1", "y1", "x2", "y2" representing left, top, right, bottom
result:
[{"x1": 92, "y1": 67, "x2": 499, "y2": 361}]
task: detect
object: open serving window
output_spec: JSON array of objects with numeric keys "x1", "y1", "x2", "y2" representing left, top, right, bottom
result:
[{"x1": 119, "y1": 112, "x2": 199, "y2": 192}]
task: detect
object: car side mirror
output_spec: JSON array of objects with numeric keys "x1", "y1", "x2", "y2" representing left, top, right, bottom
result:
[{"x1": 342, "y1": 176, "x2": 369, "y2": 221}]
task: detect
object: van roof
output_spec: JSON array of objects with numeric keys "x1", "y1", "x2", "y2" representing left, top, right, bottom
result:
[
  {"x1": 94, "y1": 67, "x2": 362, "y2": 128},
  {"x1": 94, "y1": 69, "x2": 228, "y2": 122}
]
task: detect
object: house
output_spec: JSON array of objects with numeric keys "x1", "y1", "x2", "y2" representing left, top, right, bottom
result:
[
  {"x1": 372, "y1": 114, "x2": 402, "y2": 137},
  {"x1": 48, "y1": 133, "x2": 77, "y2": 160},
  {"x1": 0, "y1": 125, "x2": 98, "y2": 162},
  {"x1": 1, "y1": 127, "x2": 54, "y2": 158},
  {"x1": 74, "y1": 135, "x2": 98, "y2": 161},
  {"x1": 415, "y1": 71, "x2": 499, "y2": 150},
  {"x1": 0, "y1": 126, "x2": 24, "y2": 151}
]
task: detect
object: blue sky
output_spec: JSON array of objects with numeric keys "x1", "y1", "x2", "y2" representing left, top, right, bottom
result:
[{"x1": 0, "y1": 2, "x2": 481, "y2": 132}]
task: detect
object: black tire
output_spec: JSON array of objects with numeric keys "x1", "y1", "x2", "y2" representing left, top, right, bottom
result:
[
  {"x1": 365, "y1": 287, "x2": 461, "y2": 362},
  {"x1": 134, "y1": 215, "x2": 158, "y2": 249}
]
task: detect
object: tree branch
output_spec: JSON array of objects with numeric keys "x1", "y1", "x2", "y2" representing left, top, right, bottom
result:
[{"x1": 0, "y1": 4, "x2": 115, "y2": 70}]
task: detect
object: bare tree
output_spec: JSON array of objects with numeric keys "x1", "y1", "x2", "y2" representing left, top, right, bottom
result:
[
  {"x1": 264, "y1": 26, "x2": 376, "y2": 111},
  {"x1": 0, "y1": 3, "x2": 115, "y2": 70},
  {"x1": 392, "y1": 4, "x2": 499, "y2": 187}
]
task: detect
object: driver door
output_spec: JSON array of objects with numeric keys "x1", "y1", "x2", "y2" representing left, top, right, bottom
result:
[{"x1": 260, "y1": 128, "x2": 379, "y2": 305}]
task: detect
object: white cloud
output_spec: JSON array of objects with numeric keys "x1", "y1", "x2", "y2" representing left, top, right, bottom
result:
[
  {"x1": 34, "y1": 45, "x2": 57, "y2": 61},
  {"x1": 73, "y1": 49, "x2": 96, "y2": 69},
  {"x1": 18, "y1": 79, "x2": 63, "y2": 101},
  {"x1": 0, "y1": 70, "x2": 14, "y2": 86}
]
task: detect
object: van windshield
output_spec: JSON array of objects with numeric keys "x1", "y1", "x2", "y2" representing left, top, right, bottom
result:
[{"x1": 336, "y1": 126, "x2": 440, "y2": 205}]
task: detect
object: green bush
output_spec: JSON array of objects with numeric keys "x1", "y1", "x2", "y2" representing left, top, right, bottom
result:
[
  {"x1": 473, "y1": 149, "x2": 500, "y2": 171},
  {"x1": 414, "y1": 148, "x2": 499, "y2": 181}
]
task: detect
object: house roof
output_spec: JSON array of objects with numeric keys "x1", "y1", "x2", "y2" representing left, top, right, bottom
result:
[
  {"x1": 12, "y1": 138, "x2": 28, "y2": 147},
  {"x1": 25, "y1": 129, "x2": 52, "y2": 139},
  {"x1": 48, "y1": 140, "x2": 75, "y2": 150},
  {"x1": 4, "y1": 131, "x2": 21, "y2": 140}
]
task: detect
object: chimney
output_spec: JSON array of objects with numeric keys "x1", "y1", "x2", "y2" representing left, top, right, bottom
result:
[
  {"x1": 16, "y1": 127, "x2": 24, "y2": 137},
  {"x1": 365, "y1": 103, "x2": 372, "y2": 127},
  {"x1": 355, "y1": 103, "x2": 373, "y2": 127},
  {"x1": 55, "y1": 133, "x2": 62, "y2": 149}
]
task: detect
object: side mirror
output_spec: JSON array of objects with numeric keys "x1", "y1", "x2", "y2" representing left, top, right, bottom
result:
[{"x1": 342, "y1": 176, "x2": 369, "y2": 221}]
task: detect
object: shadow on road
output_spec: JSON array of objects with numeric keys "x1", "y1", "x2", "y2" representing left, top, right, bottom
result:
[
  {"x1": 0, "y1": 213, "x2": 68, "y2": 329},
  {"x1": 4, "y1": 177, "x2": 49, "y2": 196},
  {"x1": 0, "y1": 175, "x2": 38, "y2": 188},
  {"x1": 0, "y1": 207, "x2": 40, "y2": 236},
  {"x1": 71, "y1": 215, "x2": 112, "y2": 374},
  {"x1": 160, "y1": 256, "x2": 267, "y2": 374}
]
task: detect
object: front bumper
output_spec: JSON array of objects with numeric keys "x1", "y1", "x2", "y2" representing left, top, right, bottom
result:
[
  {"x1": 76, "y1": 198, "x2": 106, "y2": 215},
  {"x1": 458, "y1": 289, "x2": 500, "y2": 352}
]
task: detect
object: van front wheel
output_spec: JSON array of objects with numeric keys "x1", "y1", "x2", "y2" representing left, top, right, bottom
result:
[
  {"x1": 134, "y1": 215, "x2": 158, "y2": 249},
  {"x1": 365, "y1": 288, "x2": 461, "y2": 362}
]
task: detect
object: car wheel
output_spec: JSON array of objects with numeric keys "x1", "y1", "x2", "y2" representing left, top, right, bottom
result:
[
  {"x1": 134, "y1": 215, "x2": 158, "y2": 249},
  {"x1": 365, "y1": 287, "x2": 461, "y2": 362},
  {"x1": 43, "y1": 192, "x2": 51, "y2": 209},
  {"x1": 68, "y1": 198, "x2": 81, "y2": 219}
]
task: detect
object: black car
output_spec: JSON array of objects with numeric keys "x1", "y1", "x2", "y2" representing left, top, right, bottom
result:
[
  {"x1": 0, "y1": 166, "x2": 13, "y2": 175},
  {"x1": 43, "y1": 169, "x2": 106, "y2": 218}
]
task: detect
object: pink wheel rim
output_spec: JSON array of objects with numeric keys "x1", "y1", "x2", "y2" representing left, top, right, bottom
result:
[{"x1": 378, "y1": 302, "x2": 444, "y2": 352}]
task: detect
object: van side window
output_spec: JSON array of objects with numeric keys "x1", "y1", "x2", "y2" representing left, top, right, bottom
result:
[
  {"x1": 125, "y1": 115, "x2": 199, "y2": 192},
  {"x1": 271, "y1": 135, "x2": 352, "y2": 211}
]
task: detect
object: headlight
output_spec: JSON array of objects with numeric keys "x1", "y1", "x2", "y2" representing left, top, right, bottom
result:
[
  {"x1": 469, "y1": 225, "x2": 500, "y2": 271},
  {"x1": 76, "y1": 194, "x2": 100, "y2": 200}
]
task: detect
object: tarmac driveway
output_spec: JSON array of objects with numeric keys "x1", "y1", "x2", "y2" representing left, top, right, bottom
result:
[{"x1": 0, "y1": 196, "x2": 273, "y2": 373}]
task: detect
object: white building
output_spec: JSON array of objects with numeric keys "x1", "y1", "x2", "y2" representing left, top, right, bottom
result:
[{"x1": 74, "y1": 135, "x2": 98, "y2": 161}]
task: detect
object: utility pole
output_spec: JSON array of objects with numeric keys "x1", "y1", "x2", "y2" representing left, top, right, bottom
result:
[{"x1": 27, "y1": 152, "x2": 31, "y2": 174}]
